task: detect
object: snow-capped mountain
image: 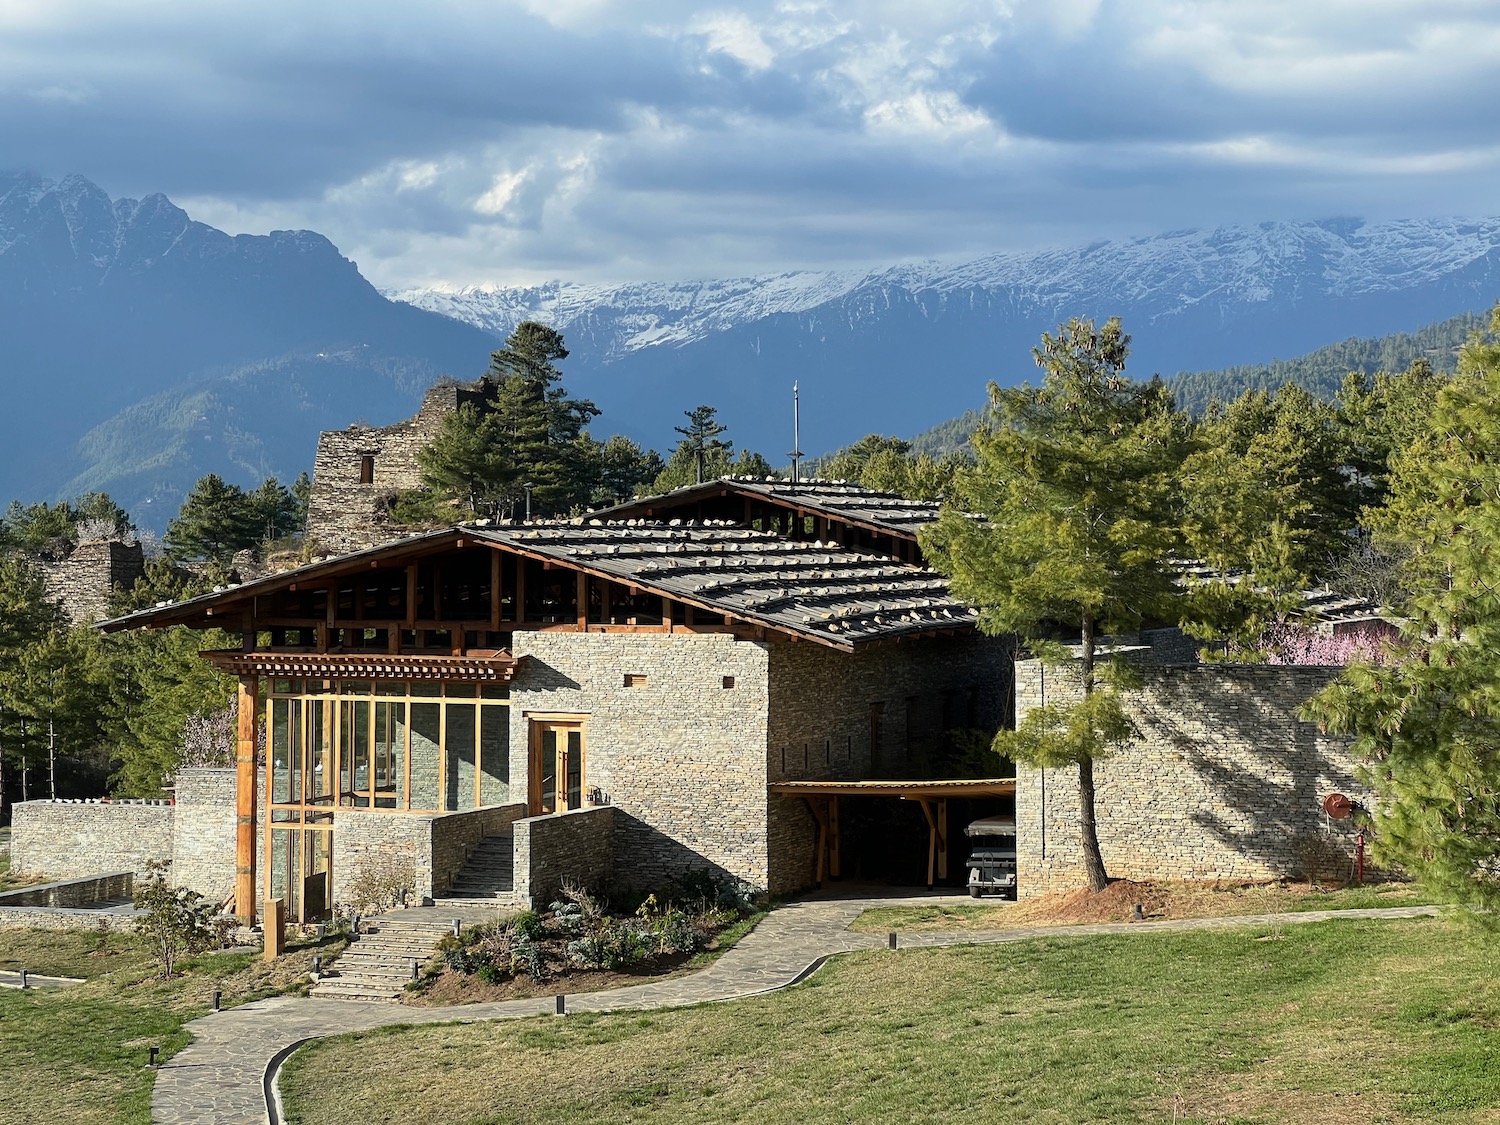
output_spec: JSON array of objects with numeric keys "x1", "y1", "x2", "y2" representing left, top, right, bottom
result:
[
  {"x1": 391, "y1": 217, "x2": 1500, "y2": 362},
  {"x1": 5, "y1": 174, "x2": 1499, "y2": 527},
  {"x1": 387, "y1": 217, "x2": 1500, "y2": 459}
]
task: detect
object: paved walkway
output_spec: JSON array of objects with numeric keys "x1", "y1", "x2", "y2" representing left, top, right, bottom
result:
[{"x1": 150, "y1": 897, "x2": 1442, "y2": 1125}]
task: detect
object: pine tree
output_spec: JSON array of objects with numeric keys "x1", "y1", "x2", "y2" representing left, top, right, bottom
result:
[
  {"x1": 921, "y1": 316, "x2": 1188, "y2": 892},
  {"x1": 1305, "y1": 307, "x2": 1500, "y2": 913},
  {"x1": 595, "y1": 435, "x2": 664, "y2": 504},
  {"x1": 486, "y1": 322, "x2": 601, "y2": 513},
  {"x1": 164, "y1": 475, "x2": 260, "y2": 563},
  {"x1": 417, "y1": 402, "x2": 514, "y2": 517},
  {"x1": 0, "y1": 554, "x2": 65, "y2": 812}
]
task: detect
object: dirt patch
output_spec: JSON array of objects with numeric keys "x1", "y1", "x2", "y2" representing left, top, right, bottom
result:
[
  {"x1": 855, "y1": 878, "x2": 1429, "y2": 933},
  {"x1": 403, "y1": 952, "x2": 698, "y2": 1005}
]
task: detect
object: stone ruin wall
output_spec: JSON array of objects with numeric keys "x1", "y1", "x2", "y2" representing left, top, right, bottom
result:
[
  {"x1": 39, "y1": 538, "x2": 145, "y2": 625},
  {"x1": 1013, "y1": 660, "x2": 1375, "y2": 897},
  {"x1": 305, "y1": 379, "x2": 488, "y2": 555}
]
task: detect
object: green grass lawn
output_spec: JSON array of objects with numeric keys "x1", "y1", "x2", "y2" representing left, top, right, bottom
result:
[
  {"x1": 0, "y1": 925, "x2": 344, "y2": 1125},
  {"x1": 279, "y1": 916, "x2": 1500, "y2": 1124}
]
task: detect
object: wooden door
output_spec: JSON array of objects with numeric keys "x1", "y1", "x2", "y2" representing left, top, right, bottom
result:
[{"x1": 528, "y1": 720, "x2": 585, "y2": 815}]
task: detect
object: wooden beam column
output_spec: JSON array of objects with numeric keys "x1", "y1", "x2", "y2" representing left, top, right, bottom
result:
[{"x1": 235, "y1": 675, "x2": 260, "y2": 926}]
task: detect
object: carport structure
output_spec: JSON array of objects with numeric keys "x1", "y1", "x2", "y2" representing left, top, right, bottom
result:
[{"x1": 769, "y1": 778, "x2": 1017, "y2": 889}]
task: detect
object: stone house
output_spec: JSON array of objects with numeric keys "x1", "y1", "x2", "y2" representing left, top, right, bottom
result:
[{"x1": 89, "y1": 519, "x2": 1009, "y2": 923}]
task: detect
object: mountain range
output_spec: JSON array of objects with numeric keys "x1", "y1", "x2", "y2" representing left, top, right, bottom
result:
[{"x1": 4, "y1": 172, "x2": 1500, "y2": 528}]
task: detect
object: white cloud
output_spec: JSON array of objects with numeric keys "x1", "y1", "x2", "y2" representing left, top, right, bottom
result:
[{"x1": 7, "y1": 1, "x2": 1500, "y2": 289}]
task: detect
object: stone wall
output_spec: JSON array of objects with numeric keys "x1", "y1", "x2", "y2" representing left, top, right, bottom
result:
[
  {"x1": 511, "y1": 632, "x2": 773, "y2": 891},
  {"x1": 171, "y1": 768, "x2": 238, "y2": 904},
  {"x1": 334, "y1": 810, "x2": 433, "y2": 904},
  {"x1": 514, "y1": 806, "x2": 615, "y2": 906},
  {"x1": 305, "y1": 380, "x2": 486, "y2": 554},
  {"x1": 1013, "y1": 661, "x2": 1370, "y2": 896},
  {"x1": 40, "y1": 538, "x2": 146, "y2": 625},
  {"x1": 11, "y1": 799, "x2": 174, "y2": 879},
  {"x1": 0, "y1": 872, "x2": 132, "y2": 908},
  {"x1": 765, "y1": 632, "x2": 1014, "y2": 893},
  {"x1": 334, "y1": 802, "x2": 524, "y2": 904},
  {"x1": 0, "y1": 905, "x2": 139, "y2": 931}
]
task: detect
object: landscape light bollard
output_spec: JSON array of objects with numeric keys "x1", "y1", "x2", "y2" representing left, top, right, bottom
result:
[
  {"x1": 1131, "y1": 904, "x2": 1145, "y2": 923},
  {"x1": 888, "y1": 932, "x2": 897, "y2": 951},
  {"x1": 211, "y1": 990, "x2": 221, "y2": 1013},
  {"x1": 410, "y1": 958, "x2": 419, "y2": 980},
  {"x1": 148, "y1": 1047, "x2": 160, "y2": 1068},
  {"x1": 312, "y1": 955, "x2": 322, "y2": 975},
  {"x1": 555, "y1": 993, "x2": 566, "y2": 1016},
  {"x1": 452, "y1": 918, "x2": 462, "y2": 938},
  {"x1": 18, "y1": 969, "x2": 27, "y2": 990}
]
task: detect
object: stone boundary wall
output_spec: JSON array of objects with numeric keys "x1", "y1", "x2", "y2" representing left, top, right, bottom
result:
[
  {"x1": 0, "y1": 872, "x2": 132, "y2": 908},
  {"x1": 171, "y1": 769, "x2": 238, "y2": 904},
  {"x1": 11, "y1": 800, "x2": 174, "y2": 880},
  {"x1": 0, "y1": 906, "x2": 138, "y2": 931},
  {"x1": 514, "y1": 806, "x2": 616, "y2": 907},
  {"x1": 1014, "y1": 661, "x2": 1371, "y2": 896},
  {"x1": 512, "y1": 632, "x2": 772, "y2": 892}
]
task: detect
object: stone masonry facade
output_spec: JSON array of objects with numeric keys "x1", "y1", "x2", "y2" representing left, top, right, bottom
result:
[
  {"x1": 1013, "y1": 660, "x2": 1372, "y2": 896},
  {"x1": 305, "y1": 379, "x2": 488, "y2": 554},
  {"x1": 511, "y1": 631, "x2": 775, "y2": 891},
  {"x1": 513, "y1": 805, "x2": 616, "y2": 906},
  {"x1": 171, "y1": 768, "x2": 238, "y2": 903}
]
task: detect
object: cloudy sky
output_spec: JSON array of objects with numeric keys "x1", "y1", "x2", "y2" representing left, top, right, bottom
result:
[{"x1": 4, "y1": 1, "x2": 1499, "y2": 289}]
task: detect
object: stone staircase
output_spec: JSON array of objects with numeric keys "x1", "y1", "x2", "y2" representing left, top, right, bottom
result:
[
  {"x1": 311, "y1": 909, "x2": 458, "y2": 1002},
  {"x1": 312, "y1": 836, "x2": 523, "y2": 1002},
  {"x1": 435, "y1": 833, "x2": 521, "y2": 905}
]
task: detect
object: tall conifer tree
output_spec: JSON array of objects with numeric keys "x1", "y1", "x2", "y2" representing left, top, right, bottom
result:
[{"x1": 922, "y1": 317, "x2": 1187, "y2": 891}]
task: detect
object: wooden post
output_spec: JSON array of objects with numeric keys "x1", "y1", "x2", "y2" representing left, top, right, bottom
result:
[
  {"x1": 263, "y1": 898, "x2": 286, "y2": 960},
  {"x1": 917, "y1": 799, "x2": 939, "y2": 890},
  {"x1": 828, "y1": 796, "x2": 841, "y2": 878},
  {"x1": 235, "y1": 675, "x2": 259, "y2": 926},
  {"x1": 490, "y1": 551, "x2": 502, "y2": 629},
  {"x1": 936, "y1": 798, "x2": 948, "y2": 881}
]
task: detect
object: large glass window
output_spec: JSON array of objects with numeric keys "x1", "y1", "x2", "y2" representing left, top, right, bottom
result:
[{"x1": 266, "y1": 680, "x2": 510, "y2": 815}]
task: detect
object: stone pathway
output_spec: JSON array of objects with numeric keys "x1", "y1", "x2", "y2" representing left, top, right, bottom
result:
[{"x1": 150, "y1": 897, "x2": 1442, "y2": 1125}]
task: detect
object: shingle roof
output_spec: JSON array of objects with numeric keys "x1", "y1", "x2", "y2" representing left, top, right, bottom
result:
[
  {"x1": 589, "y1": 477, "x2": 941, "y2": 541},
  {"x1": 476, "y1": 520, "x2": 973, "y2": 647},
  {"x1": 100, "y1": 521, "x2": 978, "y2": 649}
]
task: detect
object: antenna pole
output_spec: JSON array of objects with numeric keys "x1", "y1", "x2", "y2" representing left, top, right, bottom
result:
[{"x1": 788, "y1": 383, "x2": 803, "y2": 484}]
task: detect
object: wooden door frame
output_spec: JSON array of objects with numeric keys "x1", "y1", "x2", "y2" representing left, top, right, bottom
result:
[{"x1": 526, "y1": 714, "x2": 588, "y2": 816}]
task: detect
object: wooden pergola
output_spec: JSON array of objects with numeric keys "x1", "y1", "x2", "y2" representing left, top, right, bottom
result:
[{"x1": 769, "y1": 778, "x2": 1017, "y2": 890}]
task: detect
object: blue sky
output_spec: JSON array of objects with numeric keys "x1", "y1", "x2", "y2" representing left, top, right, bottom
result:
[{"x1": 4, "y1": 1, "x2": 1499, "y2": 288}]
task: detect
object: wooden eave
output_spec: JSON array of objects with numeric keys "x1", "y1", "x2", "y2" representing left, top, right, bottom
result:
[
  {"x1": 769, "y1": 779, "x2": 1017, "y2": 799},
  {"x1": 96, "y1": 528, "x2": 466, "y2": 632},
  {"x1": 201, "y1": 649, "x2": 518, "y2": 681}
]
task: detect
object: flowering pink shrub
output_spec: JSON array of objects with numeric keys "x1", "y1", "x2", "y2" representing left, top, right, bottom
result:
[{"x1": 1238, "y1": 622, "x2": 1398, "y2": 666}]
